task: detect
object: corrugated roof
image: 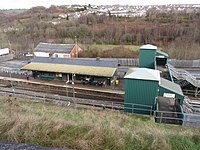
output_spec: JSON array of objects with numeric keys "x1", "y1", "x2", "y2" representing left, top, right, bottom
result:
[
  {"x1": 33, "y1": 57, "x2": 118, "y2": 68},
  {"x1": 21, "y1": 63, "x2": 116, "y2": 77},
  {"x1": 160, "y1": 78, "x2": 183, "y2": 96},
  {"x1": 35, "y1": 42, "x2": 75, "y2": 53},
  {"x1": 140, "y1": 44, "x2": 157, "y2": 50},
  {"x1": 124, "y1": 68, "x2": 160, "y2": 82}
]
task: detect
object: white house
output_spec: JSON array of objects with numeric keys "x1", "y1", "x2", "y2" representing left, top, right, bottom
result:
[
  {"x1": 0, "y1": 48, "x2": 9, "y2": 56},
  {"x1": 34, "y1": 42, "x2": 82, "y2": 58}
]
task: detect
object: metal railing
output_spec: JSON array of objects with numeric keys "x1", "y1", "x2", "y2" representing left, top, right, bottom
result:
[
  {"x1": 0, "y1": 68, "x2": 28, "y2": 75},
  {"x1": 124, "y1": 103, "x2": 153, "y2": 115},
  {"x1": 153, "y1": 110, "x2": 183, "y2": 124},
  {"x1": 183, "y1": 97, "x2": 200, "y2": 113},
  {"x1": 168, "y1": 64, "x2": 200, "y2": 87}
]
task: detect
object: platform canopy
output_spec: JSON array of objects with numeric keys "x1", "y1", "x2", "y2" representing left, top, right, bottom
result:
[{"x1": 21, "y1": 62, "x2": 116, "y2": 77}]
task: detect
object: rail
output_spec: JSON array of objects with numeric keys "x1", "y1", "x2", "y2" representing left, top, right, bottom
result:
[{"x1": 168, "y1": 64, "x2": 200, "y2": 88}]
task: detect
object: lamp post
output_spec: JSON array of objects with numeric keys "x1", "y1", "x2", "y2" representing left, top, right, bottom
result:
[
  {"x1": 66, "y1": 80, "x2": 69, "y2": 97},
  {"x1": 72, "y1": 81, "x2": 75, "y2": 98},
  {"x1": 72, "y1": 74, "x2": 75, "y2": 98}
]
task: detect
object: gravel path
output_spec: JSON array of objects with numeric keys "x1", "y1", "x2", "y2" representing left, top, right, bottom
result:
[{"x1": 0, "y1": 142, "x2": 68, "y2": 150}]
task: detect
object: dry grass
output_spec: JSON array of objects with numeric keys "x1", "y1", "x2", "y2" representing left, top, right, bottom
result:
[
  {"x1": 80, "y1": 44, "x2": 139, "y2": 52},
  {"x1": 79, "y1": 45, "x2": 139, "y2": 58},
  {"x1": 0, "y1": 96, "x2": 199, "y2": 150}
]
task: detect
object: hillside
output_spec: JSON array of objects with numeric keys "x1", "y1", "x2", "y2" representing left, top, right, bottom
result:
[
  {"x1": 0, "y1": 96, "x2": 199, "y2": 150},
  {"x1": 0, "y1": 6, "x2": 200, "y2": 59}
]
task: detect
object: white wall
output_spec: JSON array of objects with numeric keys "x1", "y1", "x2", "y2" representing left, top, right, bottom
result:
[
  {"x1": 0, "y1": 48, "x2": 9, "y2": 56},
  {"x1": 34, "y1": 52, "x2": 50, "y2": 57},
  {"x1": 53, "y1": 53, "x2": 70, "y2": 58}
]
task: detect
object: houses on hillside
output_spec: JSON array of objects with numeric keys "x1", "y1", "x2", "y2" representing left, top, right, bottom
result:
[{"x1": 56, "y1": 4, "x2": 199, "y2": 20}]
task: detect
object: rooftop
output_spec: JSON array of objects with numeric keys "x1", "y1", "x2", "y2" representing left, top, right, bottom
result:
[
  {"x1": 32, "y1": 57, "x2": 118, "y2": 68},
  {"x1": 160, "y1": 77, "x2": 184, "y2": 96},
  {"x1": 21, "y1": 62, "x2": 116, "y2": 77},
  {"x1": 35, "y1": 42, "x2": 76, "y2": 53},
  {"x1": 140, "y1": 44, "x2": 158, "y2": 50},
  {"x1": 124, "y1": 68, "x2": 160, "y2": 82}
]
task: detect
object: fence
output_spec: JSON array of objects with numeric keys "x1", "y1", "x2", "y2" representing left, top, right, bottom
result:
[
  {"x1": 124, "y1": 103, "x2": 153, "y2": 115},
  {"x1": 0, "y1": 68, "x2": 28, "y2": 75},
  {"x1": 117, "y1": 58, "x2": 139, "y2": 66},
  {"x1": 154, "y1": 110, "x2": 183, "y2": 125},
  {"x1": 168, "y1": 59, "x2": 200, "y2": 68},
  {"x1": 183, "y1": 113, "x2": 200, "y2": 126},
  {"x1": 0, "y1": 54, "x2": 14, "y2": 62}
]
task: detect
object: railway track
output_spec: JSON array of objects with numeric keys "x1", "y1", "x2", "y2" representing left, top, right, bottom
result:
[
  {"x1": 15, "y1": 85, "x2": 123, "y2": 101},
  {"x1": 0, "y1": 87, "x2": 124, "y2": 110},
  {"x1": 0, "y1": 77, "x2": 124, "y2": 102}
]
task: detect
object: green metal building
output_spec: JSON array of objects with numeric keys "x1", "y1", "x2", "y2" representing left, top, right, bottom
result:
[
  {"x1": 139, "y1": 44, "x2": 169, "y2": 69},
  {"x1": 124, "y1": 68, "x2": 160, "y2": 114},
  {"x1": 139, "y1": 44, "x2": 157, "y2": 69}
]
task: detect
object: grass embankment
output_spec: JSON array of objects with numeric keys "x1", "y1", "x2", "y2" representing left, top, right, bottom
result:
[
  {"x1": 81, "y1": 44, "x2": 140, "y2": 52},
  {"x1": 0, "y1": 96, "x2": 199, "y2": 150},
  {"x1": 79, "y1": 44, "x2": 139, "y2": 58}
]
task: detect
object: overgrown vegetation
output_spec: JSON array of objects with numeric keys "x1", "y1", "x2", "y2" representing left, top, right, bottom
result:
[
  {"x1": 0, "y1": 96, "x2": 199, "y2": 150},
  {"x1": 79, "y1": 45, "x2": 139, "y2": 58},
  {"x1": 0, "y1": 7, "x2": 199, "y2": 59}
]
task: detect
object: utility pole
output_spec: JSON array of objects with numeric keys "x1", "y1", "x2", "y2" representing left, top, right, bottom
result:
[
  {"x1": 66, "y1": 74, "x2": 69, "y2": 97},
  {"x1": 72, "y1": 74, "x2": 75, "y2": 98},
  {"x1": 75, "y1": 36, "x2": 78, "y2": 58},
  {"x1": 8, "y1": 40, "x2": 11, "y2": 51},
  {"x1": 9, "y1": 72, "x2": 15, "y2": 93},
  {"x1": 66, "y1": 80, "x2": 69, "y2": 97}
]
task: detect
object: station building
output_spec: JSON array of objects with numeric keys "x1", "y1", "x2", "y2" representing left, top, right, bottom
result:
[{"x1": 21, "y1": 57, "x2": 118, "y2": 86}]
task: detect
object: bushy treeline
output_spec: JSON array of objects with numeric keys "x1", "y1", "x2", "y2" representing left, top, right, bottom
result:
[{"x1": 0, "y1": 7, "x2": 200, "y2": 59}]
